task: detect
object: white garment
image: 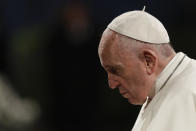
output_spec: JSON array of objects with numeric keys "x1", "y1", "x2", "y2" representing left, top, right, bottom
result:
[{"x1": 132, "y1": 52, "x2": 196, "y2": 131}]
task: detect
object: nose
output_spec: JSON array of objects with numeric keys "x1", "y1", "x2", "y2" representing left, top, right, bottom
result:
[{"x1": 108, "y1": 79, "x2": 120, "y2": 89}]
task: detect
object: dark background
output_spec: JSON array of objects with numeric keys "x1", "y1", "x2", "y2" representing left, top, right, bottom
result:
[{"x1": 0, "y1": 0, "x2": 196, "y2": 131}]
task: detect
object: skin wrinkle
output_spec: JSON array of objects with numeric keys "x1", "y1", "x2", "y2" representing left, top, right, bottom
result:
[
  {"x1": 117, "y1": 32, "x2": 175, "y2": 59},
  {"x1": 117, "y1": 32, "x2": 175, "y2": 74},
  {"x1": 98, "y1": 29, "x2": 176, "y2": 105}
]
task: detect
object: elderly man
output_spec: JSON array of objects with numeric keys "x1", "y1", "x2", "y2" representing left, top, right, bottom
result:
[{"x1": 98, "y1": 10, "x2": 196, "y2": 131}]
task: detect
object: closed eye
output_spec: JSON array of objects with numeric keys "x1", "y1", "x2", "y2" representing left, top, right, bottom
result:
[
  {"x1": 108, "y1": 67, "x2": 118, "y2": 74},
  {"x1": 105, "y1": 66, "x2": 122, "y2": 75}
]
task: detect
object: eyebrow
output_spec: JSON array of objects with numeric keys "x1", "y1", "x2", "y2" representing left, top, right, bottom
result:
[{"x1": 105, "y1": 64, "x2": 122, "y2": 70}]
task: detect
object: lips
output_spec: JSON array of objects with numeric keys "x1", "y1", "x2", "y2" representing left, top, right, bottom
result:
[{"x1": 120, "y1": 92, "x2": 129, "y2": 98}]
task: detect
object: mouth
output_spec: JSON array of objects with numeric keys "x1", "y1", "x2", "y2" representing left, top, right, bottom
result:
[{"x1": 120, "y1": 92, "x2": 129, "y2": 98}]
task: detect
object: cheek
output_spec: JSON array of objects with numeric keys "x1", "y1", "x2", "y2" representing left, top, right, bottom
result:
[
  {"x1": 124, "y1": 69, "x2": 145, "y2": 86},
  {"x1": 123, "y1": 70, "x2": 148, "y2": 95}
]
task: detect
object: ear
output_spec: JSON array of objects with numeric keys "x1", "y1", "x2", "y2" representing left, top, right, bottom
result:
[{"x1": 139, "y1": 50, "x2": 157, "y2": 75}]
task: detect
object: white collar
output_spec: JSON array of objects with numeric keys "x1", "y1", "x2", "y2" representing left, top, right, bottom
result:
[{"x1": 154, "y1": 52, "x2": 186, "y2": 95}]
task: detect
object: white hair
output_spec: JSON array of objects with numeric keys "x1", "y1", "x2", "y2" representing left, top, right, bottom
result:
[{"x1": 116, "y1": 31, "x2": 175, "y2": 58}]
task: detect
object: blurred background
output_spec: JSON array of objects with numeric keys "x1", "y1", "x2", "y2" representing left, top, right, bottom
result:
[{"x1": 0, "y1": 0, "x2": 196, "y2": 131}]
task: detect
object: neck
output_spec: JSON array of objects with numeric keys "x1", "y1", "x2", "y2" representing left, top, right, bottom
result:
[{"x1": 148, "y1": 52, "x2": 176, "y2": 99}]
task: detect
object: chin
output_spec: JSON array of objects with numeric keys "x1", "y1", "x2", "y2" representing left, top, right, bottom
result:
[{"x1": 128, "y1": 98, "x2": 145, "y2": 105}]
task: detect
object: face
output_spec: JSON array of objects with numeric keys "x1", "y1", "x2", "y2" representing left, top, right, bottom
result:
[{"x1": 98, "y1": 30, "x2": 155, "y2": 105}]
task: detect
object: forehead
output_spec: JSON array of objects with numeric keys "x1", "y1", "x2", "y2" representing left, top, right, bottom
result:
[
  {"x1": 98, "y1": 29, "x2": 116, "y2": 54},
  {"x1": 98, "y1": 29, "x2": 125, "y2": 67},
  {"x1": 99, "y1": 29, "x2": 134, "y2": 57},
  {"x1": 99, "y1": 30, "x2": 116, "y2": 57}
]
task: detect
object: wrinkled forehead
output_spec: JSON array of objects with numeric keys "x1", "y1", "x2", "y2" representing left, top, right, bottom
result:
[
  {"x1": 98, "y1": 29, "x2": 117, "y2": 66},
  {"x1": 98, "y1": 29, "x2": 116, "y2": 55}
]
